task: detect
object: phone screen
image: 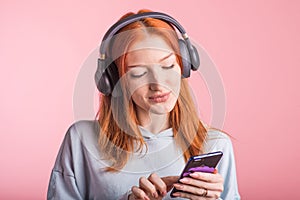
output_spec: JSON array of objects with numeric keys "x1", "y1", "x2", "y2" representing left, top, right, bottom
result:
[{"x1": 170, "y1": 151, "x2": 223, "y2": 198}]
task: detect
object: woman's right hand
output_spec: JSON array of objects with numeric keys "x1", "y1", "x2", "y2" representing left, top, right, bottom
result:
[{"x1": 128, "y1": 173, "x2": 178, "y2": 200}]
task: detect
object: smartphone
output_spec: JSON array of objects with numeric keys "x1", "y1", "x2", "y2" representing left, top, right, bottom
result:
[{"x1": 170, "y1": 151, "x2": 223, "y2": 198}]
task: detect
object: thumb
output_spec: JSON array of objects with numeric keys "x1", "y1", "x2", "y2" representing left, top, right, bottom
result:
[{"x1": 161, "y1": 176, "x2": 179, "y2": 191}]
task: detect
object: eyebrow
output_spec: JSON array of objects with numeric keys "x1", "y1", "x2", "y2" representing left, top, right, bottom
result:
[
  {"x1": 127, "y1": 53, "x2": 174, "y2": 68},
  {"x1": 159, "y1": 52, "x2": 174, "y2": 62}
]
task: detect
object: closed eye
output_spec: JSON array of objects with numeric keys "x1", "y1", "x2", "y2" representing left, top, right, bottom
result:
[
  {"x1": 162, "y1": 64, "x2": 174, "y2": 69},
  {"x1": 130, "y1": 71, "x2": 147, "y2": 78}
]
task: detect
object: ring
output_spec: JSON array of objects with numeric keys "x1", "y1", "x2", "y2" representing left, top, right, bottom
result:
[{"x1": 202, "y1": 188, "x2": 208, "y2": 197}]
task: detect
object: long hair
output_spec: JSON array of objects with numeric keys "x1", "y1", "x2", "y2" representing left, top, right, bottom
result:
[{"x1": 97, "y1": 9, "x2": 207, "y2": 171}]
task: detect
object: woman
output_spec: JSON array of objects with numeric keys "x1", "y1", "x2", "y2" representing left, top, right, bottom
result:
[{"x1": 47, "y1": 9, "x2": 240, "y2": 200}]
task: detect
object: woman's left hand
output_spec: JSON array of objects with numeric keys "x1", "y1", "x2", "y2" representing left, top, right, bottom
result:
[{"x1": 172, "y1": 170, "x2": 224, "y2": 200}]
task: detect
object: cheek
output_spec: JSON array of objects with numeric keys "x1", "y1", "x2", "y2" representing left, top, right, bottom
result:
[
  {"x1": 130, "y1": 87, "x2": 148, "y2": 106},
  {"x1": 125, "y1": 73, "x2": 149, "y2": 96},
  {"x1": 126, "y1": 79, "x2": 142, "y2": 97},
  {"x1": 166, "y1": 74, "x2": 181, "y2": 95}
]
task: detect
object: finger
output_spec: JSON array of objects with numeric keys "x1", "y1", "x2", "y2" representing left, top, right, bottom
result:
[
  {"x1": 139, "y1": 176, "x2": 159, "y2": 198},
  {"x1": 174, "y1": 183, "x2": 207, "y2": 196},
  {"x1": 148, "y1": 173, "x2": 167, "y2": 196},
  {"x1": 179, "y1": 177, "x2": 223, "y2": 192},
  {"x1": 161, "y1": 176, "x2": 179, "y2": 191},
  {"x1": 190, "y1": 172, "x2": 224, "y2": 183},
  {"x1": 161, "y1": 176, "x2": 179, "y2": 184},
  {"x1": 173, "y1": 183, "x2": 222, "y2": 199},
  {"x1": 128, "y1": 192, "x2": 144, "y2": 200},
  {"x1": 131, "y1": 186, "x2": 150, "y2": 200}
]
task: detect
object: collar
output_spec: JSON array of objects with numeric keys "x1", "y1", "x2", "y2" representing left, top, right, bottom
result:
[{"x1": 138, "y1": 126, "x2": 174, "y2": 139}]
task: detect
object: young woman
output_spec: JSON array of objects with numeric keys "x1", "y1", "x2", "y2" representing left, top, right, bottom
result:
[{"x1": 47, "y1": 9, "x2": 240, "y2": 200}]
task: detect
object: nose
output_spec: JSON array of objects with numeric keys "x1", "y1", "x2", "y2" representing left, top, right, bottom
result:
[
  {"x1": 149, "y1": 82, "x2": 162, "y2": 91},
  {"x1": 148, "y1": 67, "x2": 165, "y2": 91}
]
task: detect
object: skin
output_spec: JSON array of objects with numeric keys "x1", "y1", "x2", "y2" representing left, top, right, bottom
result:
[{"x1": 125, "y1": 36, "x2": 224, "y2": 200}]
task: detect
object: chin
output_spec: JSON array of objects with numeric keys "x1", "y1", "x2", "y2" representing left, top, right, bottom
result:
[{"x1": 149, "y1": 103, "x2": 176, "y2": 114}]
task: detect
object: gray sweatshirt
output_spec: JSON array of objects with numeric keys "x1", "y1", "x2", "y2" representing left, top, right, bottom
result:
[{"x1": 47, "y1": 120, "x2": 240, "y2": 200}]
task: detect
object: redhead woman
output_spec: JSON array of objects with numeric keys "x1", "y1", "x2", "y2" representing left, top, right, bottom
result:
[{"x1": 47, "y1": 9, "x2": 240, "y2": 200}]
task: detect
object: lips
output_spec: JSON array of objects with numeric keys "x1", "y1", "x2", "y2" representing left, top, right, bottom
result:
[{"x1": 148, "y1": 92, "x2": 171, "y2": 103}]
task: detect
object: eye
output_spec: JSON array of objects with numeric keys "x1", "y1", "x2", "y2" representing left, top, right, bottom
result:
[
  {"x1": 130, "y1": 71, "x2": 147, "y2": 78},
  {"x1": 162, "y1": 64, "x2": 174, "y2": 69},
  {"x1": 127, "y1": 66, "x2": 147, "y2": 78}
]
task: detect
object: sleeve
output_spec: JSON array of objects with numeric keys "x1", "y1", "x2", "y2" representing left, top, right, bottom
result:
[
  {"x1": 216, "y1": 136, "x2": 241, "y2": 200},
  {"x1": 47, "y1": 170, "x2": 83, "y2": 200},
  {"x1": 47, "y1": 124, "x2": 84, "y2": 200},
  {"x1": 47, "y1": 121, "x2": 133, "y2": 200}
]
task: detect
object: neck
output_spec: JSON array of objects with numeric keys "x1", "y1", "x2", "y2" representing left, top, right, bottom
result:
[{"x1": 137, "y1": 111, "x2": 170, "y2": 134}]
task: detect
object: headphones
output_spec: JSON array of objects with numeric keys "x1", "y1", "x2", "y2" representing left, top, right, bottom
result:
[{"x1": 95, "y1": 12, "x2": 200, "y2": 96}]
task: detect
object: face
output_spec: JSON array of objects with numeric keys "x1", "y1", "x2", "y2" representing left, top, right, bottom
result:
[{"x1": 125, "y1": 36, "x2": 181, "y2": 116}]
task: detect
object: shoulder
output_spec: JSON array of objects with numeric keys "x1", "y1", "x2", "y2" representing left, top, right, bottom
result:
[
  {"x1": 65, "y1": 120, "x2": 99, "y2": 143},
  {"x1": 59, "y1": 120, "x2": 101, "y2": 159},
  {"x1": 50, "y1": 120, "x2": 104, "y2": 187},
  {"x1": 67, "y1": 120, "x2": 99, "y2": 136},
  {"x1": 66, "y1": 119, "x2": 100, "y2": 146},
  {"x1": 204, "y1": 128, "x2": 234, "y2": 153},
  {"x1": 53, "y1": 120, "x2": 103, "y2": 170}
]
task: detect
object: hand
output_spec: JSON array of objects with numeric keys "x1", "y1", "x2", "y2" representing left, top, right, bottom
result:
[
  {"x1": 172, "y1": 170, "x2": 224, "y2": 200},
  {"x1": 128, "y1": 173, "x2": 178, "y2": 200}
]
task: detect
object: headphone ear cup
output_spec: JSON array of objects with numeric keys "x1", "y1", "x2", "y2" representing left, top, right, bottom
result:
[
  {"x1": 105, "y1": 61, "x2": 120, "y2": 95},
  {"x1": 95, "y1": 58, "x2": 119, "y2": 95},
  {"x1": 178, "y1": 39, "x2": 191, "y2": 78},
  {"x1": 189, "y1": 44, "x2": 200, "y2": 71}
]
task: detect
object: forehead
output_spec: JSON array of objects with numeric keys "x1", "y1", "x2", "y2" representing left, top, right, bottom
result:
[
  {"x1": 129, "y1": 35, "x2": 173, "y2": 51},
  {"x1": 126, "y1": 36, "x2": 174, "y2": 65}
]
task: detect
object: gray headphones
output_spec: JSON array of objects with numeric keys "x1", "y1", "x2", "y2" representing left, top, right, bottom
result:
[{"x1": 95, "y1": 12, "x2": 200, "y2": 95}]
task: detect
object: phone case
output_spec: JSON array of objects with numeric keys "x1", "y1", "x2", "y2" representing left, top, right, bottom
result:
[{"x1": 170, "y1": 151, "x2": 223, "y2": 198}]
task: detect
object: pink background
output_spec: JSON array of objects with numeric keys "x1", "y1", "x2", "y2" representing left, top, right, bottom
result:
[{"x1": 1, "y1": 0, "x2": 300, "y2": 199}]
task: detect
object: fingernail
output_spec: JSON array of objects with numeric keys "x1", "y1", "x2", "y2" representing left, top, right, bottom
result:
[
  {"x1": 179, "y1": 178, "x2": 188, "y2": 183},
  {"x1": 160, "y1": 190, "x2": 167, "y2": 196}
]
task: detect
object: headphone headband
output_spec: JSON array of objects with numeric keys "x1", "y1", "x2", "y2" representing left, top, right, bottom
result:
[{"x1": 99, "y1": 12, "x2": 190, "y2": 58}]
